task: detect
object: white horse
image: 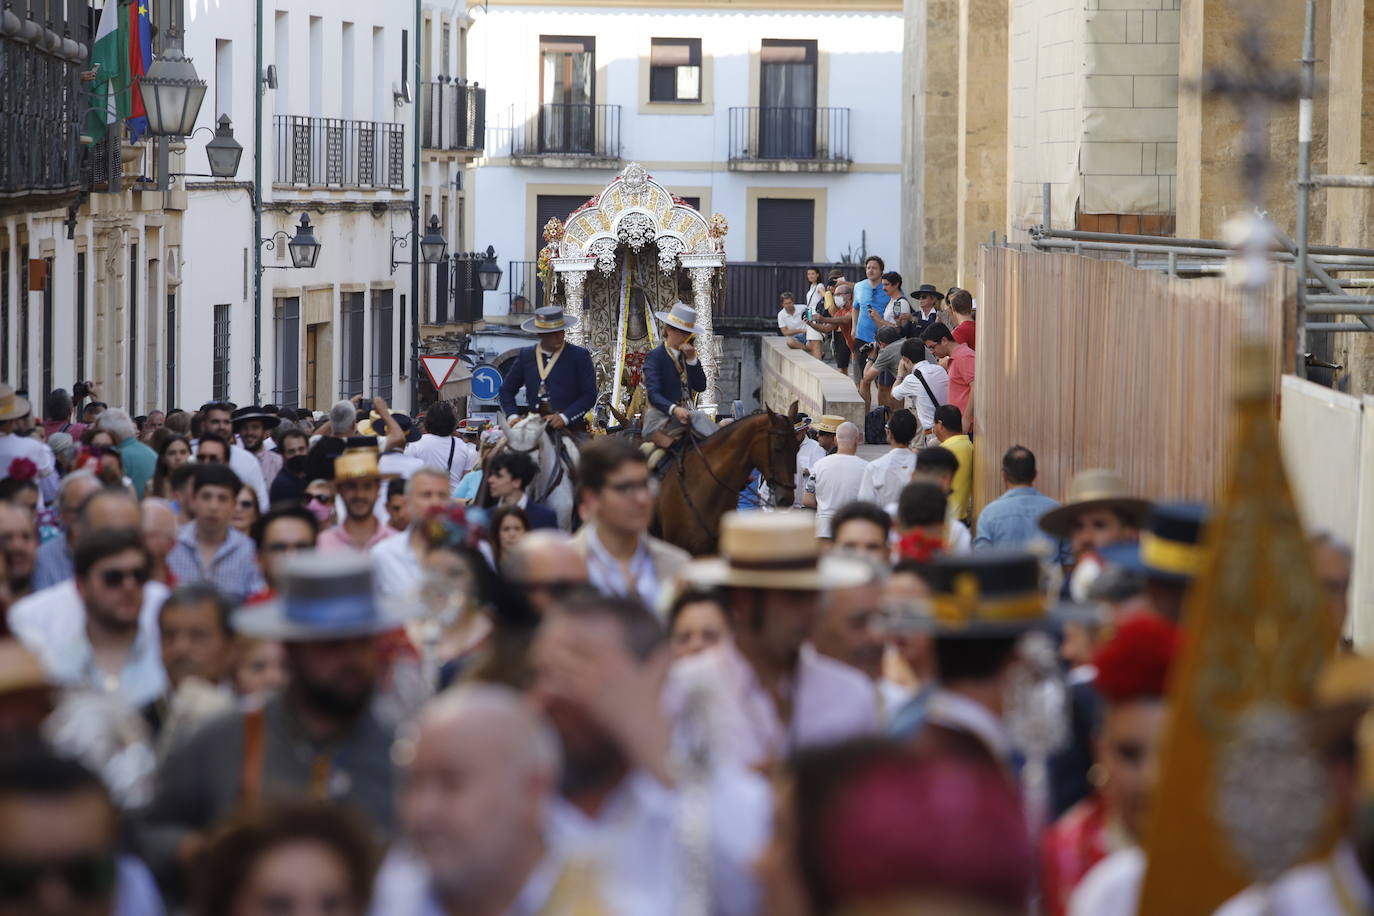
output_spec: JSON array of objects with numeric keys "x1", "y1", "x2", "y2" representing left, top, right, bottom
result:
[{"x1": 494, "y1": 414, "x2": 579, "y2": 530}]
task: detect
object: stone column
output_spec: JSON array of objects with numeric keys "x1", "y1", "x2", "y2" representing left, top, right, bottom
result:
[
  {"x1": 900, "y1": 0, "x2": 960, "y2": 286},
  {"x1": 956, "y1": 0, "x2": 1009, "y2": 286},
  {"x1": 552, "y1": 256, "x2": 595, "y2": 348},
  {"x1": 683, "y1": 254, "x2": 723, "y2": 411}
]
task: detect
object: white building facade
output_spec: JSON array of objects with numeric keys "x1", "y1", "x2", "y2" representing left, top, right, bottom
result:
[{"x1": 463, "y1": 0, "x2": 903, "y2": 356}]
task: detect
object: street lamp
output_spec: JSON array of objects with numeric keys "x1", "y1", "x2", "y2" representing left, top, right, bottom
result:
[
  {"x1": 204, "y1": 115, "x2": 244, "y2": 178},
  {"x1": 137, "y1": 46, "x2": 208, "y2": 137},
  {"x1": 391, "y1": 215, "x2": 449, "y2": 274},
  {"x1": 262, "y1": 213, "x2": 322, "y2": 270},
  {"x1": 476, "y1": 245, "x2": 503, "y2": 291}
]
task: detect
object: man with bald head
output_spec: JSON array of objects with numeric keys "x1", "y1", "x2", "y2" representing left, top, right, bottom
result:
[
  {"x1": 806, "y1": 421, "x2": 869, "y2": 538},
  {"x1": 505, "y1": 529, "x2": 590, "y2": 617},
  {"x1": 371, "y1": 684, "x2": 573, "y2": 916},
  {"x1": 8, "y1": 488, "x2": 170, "y2": 688},
  {"x1": 31, "y1": 469, "x2": 100, "y2": 589},
  {"x1": 141, "y1": 498, "x2": 179, "y2": 586}
]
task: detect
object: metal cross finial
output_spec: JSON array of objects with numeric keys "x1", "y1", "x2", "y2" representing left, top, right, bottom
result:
[{"x1": 1196, "y1": 8, "x2": 1302, "y2": 331}]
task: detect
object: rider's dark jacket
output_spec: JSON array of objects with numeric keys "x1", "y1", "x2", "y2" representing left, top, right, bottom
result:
[
  {"x1": 498, "y1": 342, "x2": 598, "y2": 422},
  {"x1": 642, "y1": 343, "x2": 707, "y2": 416}
]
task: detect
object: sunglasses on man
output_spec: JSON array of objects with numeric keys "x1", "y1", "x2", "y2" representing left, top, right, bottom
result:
[
  {"x1": 97, "y1": 566, "x2": 149, "y2": 588},
  {"x1": 0, "y1": 853, "x2": 117, "y2": 903}
]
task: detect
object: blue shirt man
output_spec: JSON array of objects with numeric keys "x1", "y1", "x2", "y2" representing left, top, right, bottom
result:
[
  {"x1": 498, "y1": 306, "x2": 598, "y2": 428},
  {"x1": 972, "y1": 445, "x2": 1068, "y2": 564},
  {"x1": 852, "y1": 256, "x2": 891, "y2": 347}
]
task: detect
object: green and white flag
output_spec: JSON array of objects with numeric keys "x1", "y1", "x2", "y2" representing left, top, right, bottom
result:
[{"x1": 86, "y1": 0, "x2": 130, "y2": 142}]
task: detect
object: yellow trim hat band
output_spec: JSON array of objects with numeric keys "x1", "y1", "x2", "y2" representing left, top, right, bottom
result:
[
  {"x1": 929, "y1": 594, "x2": 1046, "y2": 628},
  {"x1": 1140, "y1": 531, "x2": 1204, "y2": 577}
]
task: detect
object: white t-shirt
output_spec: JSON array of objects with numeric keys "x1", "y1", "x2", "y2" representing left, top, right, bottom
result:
[
  {"x1": 891, "y1": 362, "x2": 951, "y2": 430},
  {"x1": 883, "y1": 296, "x2": 913, "y2": 324},
  {"x1": 777, "y1": 307, "x2": 807, "y2": 336},
  {"x1": 0, "y1": 433, "x2": 56, "y2": 509},
  {"x1": 404, "y1": 433, "x2": 477, "y2": 493},
  {"x1": 810, "y1": 453, "x2": 869, "y2": 537}
]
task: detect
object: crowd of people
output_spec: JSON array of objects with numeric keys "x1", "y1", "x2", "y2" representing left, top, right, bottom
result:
[{"x1": 0, "y1": 320, "x2": 1364, "y2": 916}]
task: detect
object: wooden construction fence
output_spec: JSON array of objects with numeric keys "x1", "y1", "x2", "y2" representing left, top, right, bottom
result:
[{"x1": 972, "y1": 247, "x2": 1290, "y2": 516}]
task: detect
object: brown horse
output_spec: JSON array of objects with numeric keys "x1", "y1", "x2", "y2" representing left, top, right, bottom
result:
[{"x1": 655, "y1": 403, "x2": 801, "y2": 556}]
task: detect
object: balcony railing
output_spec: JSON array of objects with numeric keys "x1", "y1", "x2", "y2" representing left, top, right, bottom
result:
[
  {"x1": 422, "y1": 80, "x2": 485, "y2": 152},
  {"x1": 512, "y1": 104, "x2": 621, "y2": 161},
  {"x1": 273, "y1": 116, "x2": 406, "y2": 189},
  {"x1": 1, "y1": 29, "x2": 86, "y2": 199},
  {"x1": 727, "y1": 107, "x2": 851, "y2": 168},
  {"x1": 505, "y1": 261, "x2": 544, "y2": 314},
  {"x1": 721, "y1": 262, "x2": 855, "y2": 320}
]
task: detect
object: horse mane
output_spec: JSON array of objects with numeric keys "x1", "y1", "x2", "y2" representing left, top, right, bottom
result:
[{"x1": 708, "y1": 409, "x2": 783, "y2": 445}]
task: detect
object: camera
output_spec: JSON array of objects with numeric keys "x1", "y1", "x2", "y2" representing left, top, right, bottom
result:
[
  {"x1": 73, "y1": 380, "x2": 92, "y2": 399},
  {"x1": 826, "y1": 277, "x2": 840, "y2": 288}
]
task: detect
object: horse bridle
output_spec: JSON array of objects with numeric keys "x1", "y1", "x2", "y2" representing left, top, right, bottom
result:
[{"x1": 679, "y1": 417, "x2": 796, "y2": 537}]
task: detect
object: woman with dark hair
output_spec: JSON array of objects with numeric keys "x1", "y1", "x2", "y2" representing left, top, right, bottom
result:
[
  {"x1": 191, "y1": 801, "x2": 378, "y2": 916},
  {"x1": 404, "y1": 401, "x2": 476, "y2": 494},
  {"x1": 488, "y1": 503, "x2": 530, "y2": 572},
  {"x1": 804, "y1": 266, "x2": 828, "y2": 360},
  {"x1": 667, "y1": 587, "x2": 730, "y2": 659},
  {"x1": 150, "y1": 433, "x2": 192, "y2": 499}
]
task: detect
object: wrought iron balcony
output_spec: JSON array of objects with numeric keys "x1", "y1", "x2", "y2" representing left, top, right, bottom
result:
[
  {"x1": 273, "y1": 116, "x2": 405, "y2": 189},
  {"x1": 505, "y1": 260, "x2": 543, "y2": 314},
  {"x1": 511, "y1": 103, "x2": 621, "y2": 166},
  {"x1": 0, "y1": 11, "x2": 89, "y2": 206},
  {"x1": 728, "y1": 107, "x2": 851, "y2": 172},
  {"x1": 422, "y1": 80, "x2": 485, "y2": 152}
]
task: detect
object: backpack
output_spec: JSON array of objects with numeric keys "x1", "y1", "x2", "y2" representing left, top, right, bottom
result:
[{"x1": 864, "y1": 405, "x2": 891, "y2": 445}]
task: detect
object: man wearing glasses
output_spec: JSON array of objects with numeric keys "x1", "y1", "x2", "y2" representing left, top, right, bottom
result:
[
  {"x1": 571, "y1": 438, "x2": 688, "y2": 610},
  {"x1": 248, "y1": 505, "x2": 321, "y2": 602},
  {"x1": 34, "y1": 527, "x2": 167, "y2": 705}
]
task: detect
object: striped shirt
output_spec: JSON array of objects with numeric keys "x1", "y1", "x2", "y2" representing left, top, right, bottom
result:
[{"x1": 166, "y1": 524, "x2": 265, "y2": 603}]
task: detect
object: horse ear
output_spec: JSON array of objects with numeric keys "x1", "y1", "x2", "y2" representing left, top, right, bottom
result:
[
  {"x1": 787, "y1": 400, "x2": 800, "y2": 421},
  {"x1": 765, "y1": 403, "x2": 776, "y2": 419}
]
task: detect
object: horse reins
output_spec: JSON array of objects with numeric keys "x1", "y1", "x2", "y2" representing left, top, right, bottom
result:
[{"x1": 677, "y1": 418, "x2": 796, "y2": 540}]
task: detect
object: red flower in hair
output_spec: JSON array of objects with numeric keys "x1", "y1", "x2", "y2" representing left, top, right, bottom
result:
[
  {"x1": 1092, "y1": 612, "x2": 1182, "y2": 704},
  {"x1": 5, "y1": 457, "x2": 37, "y2": 481},
  {"x1": 897, "y1": 530, "x2": 945, "y2": 564}
]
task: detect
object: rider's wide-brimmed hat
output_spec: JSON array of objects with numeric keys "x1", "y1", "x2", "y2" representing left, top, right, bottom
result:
[
  {"x1": 683, "y1": 511, "x2": 872, "y2": 592},
  {"x1": 233, "y1": 552, "x2": 420, "y2": 641},
  {"x1": 654, "y1": 301, "x2": 699, "y2": 335},
  {"x1": 0, "y1": 384, "x2": 31, "y2": 422},
  {"x1": 521, "y1": 305, "x2": 581, "y2": 334},
  {"x1": 1038, "y1": 469, "x2": 1151, "y2": 540}
]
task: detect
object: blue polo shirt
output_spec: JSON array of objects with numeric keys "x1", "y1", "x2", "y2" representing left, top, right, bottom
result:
[{"x1": 853, "y1": 279, "x2": 889, "y2": 344}]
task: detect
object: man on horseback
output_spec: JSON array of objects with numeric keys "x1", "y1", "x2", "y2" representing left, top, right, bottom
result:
[
  {"x1": 498, "y1": 306, "x2": 598, "y2": 435},
  {"x1": 643, "y1": 301, "x2": 718, "y2": 449}
]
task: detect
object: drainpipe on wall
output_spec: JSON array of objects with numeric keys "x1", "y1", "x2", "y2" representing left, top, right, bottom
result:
[
  {"x1": 409, "y1": 0, "x2": 422, "y2": 411},
  {"x1": 252, "y1": 0, "x2": 264, "y2": 405}
]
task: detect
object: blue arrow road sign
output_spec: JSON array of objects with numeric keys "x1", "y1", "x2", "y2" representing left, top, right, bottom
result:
[{"x1": 471, "y1": 365, "x2": 503, "y2": 402}]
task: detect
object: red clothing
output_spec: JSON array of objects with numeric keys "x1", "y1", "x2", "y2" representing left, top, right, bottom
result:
[
  {"x1": 1040, "y1": 794, "x2": 1111, "y2": 916},
  {"x1": 947, "y1": 343, "x2": 976, "y2": 414},
  {"x1": 42, "y1": 419, "x2": 87, "y2": 440},
  {"x1": 953, "y1": 319, "x2": 976, "y2": 350}
]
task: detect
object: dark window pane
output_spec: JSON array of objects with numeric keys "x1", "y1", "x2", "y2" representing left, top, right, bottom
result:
[{"x1": 756, "y1": 198, "x2": 815, "y2": 262}]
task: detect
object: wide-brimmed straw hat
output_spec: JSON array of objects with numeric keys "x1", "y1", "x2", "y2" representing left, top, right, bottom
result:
[
  {"x1": 683, "y1": 511, "x2": 872, "y2": 591},
  {"x1": 520, "y1": 305, "x2": 581, "y2": 334},
  {"x1": 0, "y1": 384, "x2": 31, "y2": 422},
  {"x1": 332, "y1": 443, "x2": 397, "y2": 483},
  {"x1": 1038, "y1": 469, "x2": 1151, "y2": 540},
  {"x1": 654, "y1": 301, "x2": 699, "y2": 334},
  {"x1": 232, "y1": 552, "x2": 419, "y2": 641},
  {"x1": 814, "y1": 414, "x2": 846, "y2": 435},
  {"x1": 230, "y1": 406, "x2": 281, "y2": 431}
]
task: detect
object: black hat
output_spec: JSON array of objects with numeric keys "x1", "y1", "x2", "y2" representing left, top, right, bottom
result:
[
  {"x1": 914, "y1": 284, "x2": 945, "y2": 300},
  {"x1": 230, "y1": 405, "x2": 281, "y2": 431},
  {"x1": 370, "y1": 412, "x2": 422, "y2": 443},
  {"x1": 917, "y1": 551, "x2": 1047, "y2": 637},
  {"x1": 1138, "y1": 502, "x2": 1209, "y2": 584}
]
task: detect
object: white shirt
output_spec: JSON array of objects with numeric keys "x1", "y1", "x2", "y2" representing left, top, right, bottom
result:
[
  {"x1": 371, "y1": 531, "x2": 422, "y2": 596},
  {"x1": 582, "y1": 523, "x2": 662, "y2": 611},
  {"x1": 1214, "y1": 842, "x2": 1374, "y2": 916},
  {"x1": 810, "y1": 453, "x2": 869, "y2": 537},
  {"x1": 857, "y1": 446, "x2": 916, "y2": 508},
  {"x1": 1069, "y1": 846, "x2": 1145, "y2": 916},
  {"x1": 405, "y1": 433, "x2": 477, "y2": 493},
  {"x1": 794, "y1": 437, "x2": 827, "y2": 507},
  {"x1": 663, "y1": 642, "x2": 879, "y2": 771},
  {"x1": 553, "y1": 769, "x2": 771, "y2": 916},
  {"x1": 777, "y1": 306, "x2": 807, "y2": 336},
  {"x1": 8, "y1": 579, "x2": 170, "y2": 707},
  {"x1": 227, "y1": 444, "x2": 270, "y2": 510},
  {"x1": 0, "y1": 432, "x2": 56, "y2": 509},
  {"x1": 891, "y1": 362, "x2": 951, "y2": 430},
  {"x1": 882, "y1": 295, "x2": 912, "y2": 324},
  {"x1": 948, "y1": 519, "x2": 973, "y2": 554}
]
